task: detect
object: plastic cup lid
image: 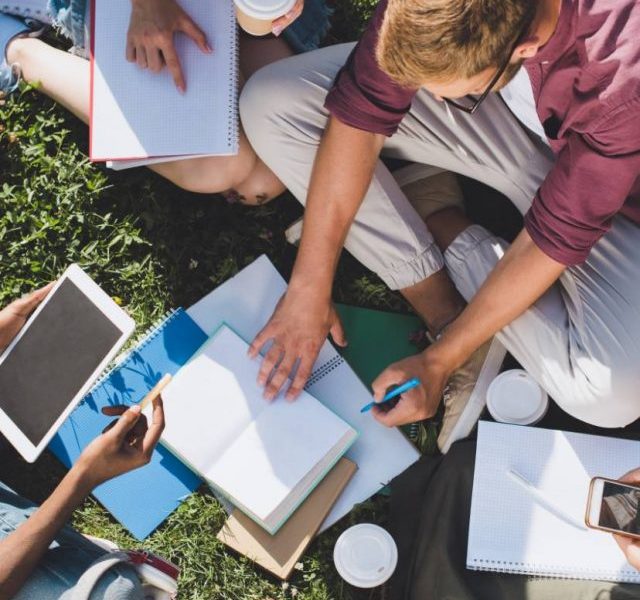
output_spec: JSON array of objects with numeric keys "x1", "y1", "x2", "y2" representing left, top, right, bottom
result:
[
  {"x1": 333, "y1": 524, "x2": 398, "y2": 588},
  {"x1": 486, "y1": 369, "x2": 548, "y2": 425},
  {"x1": 233, "y1": 0, "x2": 296, "y2": 20}
]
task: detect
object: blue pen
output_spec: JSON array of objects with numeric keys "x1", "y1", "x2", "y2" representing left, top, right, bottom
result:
[{"x1": 360, "y1": 377, "x2": 421, "y2": 413}]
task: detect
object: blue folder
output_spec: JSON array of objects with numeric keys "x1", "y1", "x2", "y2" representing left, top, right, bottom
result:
[{"x1": 49, "y1": 308, "x2": 207, "y2": 539}]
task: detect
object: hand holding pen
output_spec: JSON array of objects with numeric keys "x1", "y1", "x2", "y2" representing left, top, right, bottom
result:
[{"x1": 367, "y1": 352, "x2": 448, "y2": 427}]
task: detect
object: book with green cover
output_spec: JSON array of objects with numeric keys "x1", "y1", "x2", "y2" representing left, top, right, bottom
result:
[{"x1": 336, "y1": 304, "x2": 425, "y2": 388}]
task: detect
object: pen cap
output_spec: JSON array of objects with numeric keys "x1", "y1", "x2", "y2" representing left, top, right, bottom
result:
[
  {"x1": 487, "y1": 369, "x2": 548, "y2": 425},
  {"x1": 333, "y1": 524, "x2": 398, "y2": 588}
]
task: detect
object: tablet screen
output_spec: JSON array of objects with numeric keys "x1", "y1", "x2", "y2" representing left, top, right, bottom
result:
[{"x1": 0, "y1": 278, "x2": 123, "y2": 446}]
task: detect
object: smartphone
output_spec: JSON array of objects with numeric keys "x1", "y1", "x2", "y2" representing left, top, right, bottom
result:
[{"x1": 585, "y1": 477, "x2": 640, "y2": 539}]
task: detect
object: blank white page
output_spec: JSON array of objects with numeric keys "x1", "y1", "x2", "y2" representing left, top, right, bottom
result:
[
  {"x1": 158, "y1": 327, "x2": 269, "y2": 474},
  {"x1": 468, "y1": 421, "x2": 640, "y2": 582},
  {"x1": 206, "y1": 388, "x2": 354, "y2": 523},
  {"x1": 91, "y1": 0, "x2": 238, "y2": 160}
]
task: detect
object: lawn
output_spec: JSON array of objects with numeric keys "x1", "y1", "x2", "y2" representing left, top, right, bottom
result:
[{"x1": 0, "y1": 4, "x2": 431, "y2": 598}]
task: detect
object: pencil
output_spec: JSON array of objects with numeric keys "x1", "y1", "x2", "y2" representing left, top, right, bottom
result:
[{"x1": 139, "y1": 373, "x2": 172, "y2": 412}]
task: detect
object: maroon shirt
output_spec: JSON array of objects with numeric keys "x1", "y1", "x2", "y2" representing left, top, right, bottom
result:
[{"x1": 325, "y1": 0, "x2": 640, "y2": 265}]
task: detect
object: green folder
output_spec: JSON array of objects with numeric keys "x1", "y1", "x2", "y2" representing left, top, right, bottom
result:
[{"x1": 335, "y1": 304, "x2": 425, "y2": 388}]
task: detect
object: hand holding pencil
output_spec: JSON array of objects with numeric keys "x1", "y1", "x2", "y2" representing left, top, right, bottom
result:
[{"x1": 75, "y1": 375, "x2": 170, "y2": 488}]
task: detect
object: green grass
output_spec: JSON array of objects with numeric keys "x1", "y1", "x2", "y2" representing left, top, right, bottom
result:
[{"x1": 0, "y1": 10, "x2": 432, "y2": 598}]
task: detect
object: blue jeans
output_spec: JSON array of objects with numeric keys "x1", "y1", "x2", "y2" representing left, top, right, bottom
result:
[{"x1": 0, "y1": 481, "x2": 142, "y2": 600}]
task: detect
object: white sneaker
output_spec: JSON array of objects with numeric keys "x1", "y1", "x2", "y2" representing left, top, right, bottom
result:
[{"x1": 437, "y1": 337, "x2": 506, "y2": 453}]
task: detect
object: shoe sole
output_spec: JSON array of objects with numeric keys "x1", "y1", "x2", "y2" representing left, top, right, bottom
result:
[{"x1": 438, "y1": 337, "x2": 507, "y2": 454}]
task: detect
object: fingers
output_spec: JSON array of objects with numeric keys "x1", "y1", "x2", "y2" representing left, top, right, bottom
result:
[
  {"x1": 371, "y1": 365, "x2": 406, "y2": 402},
  {"x1": 249, "y1": 324, "x2": 273, "y2": 359},
  {"x1": 257, "y1": 342, "x2": 283, "y2": 387},
  {"x1": 147, "y1": 47, "x2": 164, "y2": 73},
  {"x1": 136, "y1": 46, "x2": 148, "y2": 69},
  {"x1": 613, "y1": 535, "x2": 640, "y2": 570},
  {"x1": 619, "y1": 469, "x2": 640, "y2": 485},
  {"x1": 264, "y1": 352, "x2": 296, "y2": 400},
  {"x1": 101, "y1": 405, "x2": 128, "y2": 416},
  {"x1": 108, "y1": 405, "x2": 142, "y2": 442},
  {"x1": 126, "y1": 40, "x2": 136, "y2": 63},
  {"x1": 179, "y1": 15, "x2": 211, "y2": 54},
  {"x1": 142, "y1": 395, "x2": 165, "y2": 457},
  {"x1": 271, "y1": 0, "x2": 303, "y2": 36},
  {"x1": 286, "y1": 354, "x2": 314, "y2": 401},
  {"x1": 372, "y1": 397, "x2": 417, "y2": 427},
  {"x1": 12, "y1": 281, "x2": 55, "y2": 316},
  {"x1": 329, "y1": 312, "x2": 348, "y2": 348},
  {"x1": 161, "y1": 43, "x2": 185, "y2": 93}
]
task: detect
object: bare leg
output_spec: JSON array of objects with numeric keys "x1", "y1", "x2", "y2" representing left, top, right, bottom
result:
[
  {"x1": 7, "y1": 35, "x2": 292, "y2": 203},
  {"x1": 400, "y1": 207, "x2": 473, "y2": 336}
]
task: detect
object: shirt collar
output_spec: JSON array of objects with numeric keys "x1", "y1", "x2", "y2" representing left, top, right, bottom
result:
[{"x1": 526, "y1": 0, "x2": 575, "y2": 65}]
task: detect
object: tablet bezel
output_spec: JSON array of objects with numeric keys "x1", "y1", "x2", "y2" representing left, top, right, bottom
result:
[{"x1": 0, "y1": 264, "x2": 135, "y2": 462}]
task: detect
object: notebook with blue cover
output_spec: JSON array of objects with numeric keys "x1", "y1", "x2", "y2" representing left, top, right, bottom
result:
[{"x1": 49, "y1": 308, "x2": 207, "y2": 539}]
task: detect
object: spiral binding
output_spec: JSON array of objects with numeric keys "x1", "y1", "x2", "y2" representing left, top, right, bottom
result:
[
  {"x1": 468, "y1": 558, "x2": 640, "y2": 582},
  {"x1": 305, "y1": 355, "x2": 345, "y2": 389},
  {"x1": 80, "y1": 309, "x2": 181, "y2": 403},
  {"x1": 1, "y1": 3, "x2": 50, "y2": 21},
  {"x1": 228, "y1": 0, "x2": 240, "y2": 154}
]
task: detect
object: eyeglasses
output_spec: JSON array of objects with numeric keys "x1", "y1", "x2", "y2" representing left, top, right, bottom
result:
[{"x1": 444, "y1": 22, "x2": 529, "y2": 115}]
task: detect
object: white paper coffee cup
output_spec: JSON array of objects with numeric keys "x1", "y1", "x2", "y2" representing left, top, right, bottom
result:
[
  {"x1": 333, "y1": 524, "x2": 398, "y2": 588},
  {"x1": 486, "y1": 369, "x2": 548, "y2": 425},
  {"x1": 234, "y1": 0, "x2": 296, "y2": 36}
]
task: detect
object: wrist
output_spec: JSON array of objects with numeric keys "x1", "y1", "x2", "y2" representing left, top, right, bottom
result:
[
  {"x1": 287, "y1": 277, "x2": 331, "y2": 303},
  {"x1": 67, "y1": 462, "x2": 101, "y2": 497}
]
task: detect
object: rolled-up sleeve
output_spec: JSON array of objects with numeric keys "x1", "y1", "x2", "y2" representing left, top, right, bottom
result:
[
  {"x1": 525, "y1": 110, "x2": 640, "y2": 265},
  {"x1": 324, "y1": 0, "x2": 417, "y2": 136}
]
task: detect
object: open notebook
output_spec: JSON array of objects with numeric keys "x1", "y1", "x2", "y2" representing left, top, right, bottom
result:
[
  {"x1": 468, "y1": 421, "x2": 640, "y2": 583},
  {"x1": 154, "y1": 325, "x2": 358, "y2": 534},
  {"x1": 186, "y1": 256, "x2": 420, "y2": 532},
  {"x1": 90, "y1": 0, "x2": 238, "y2": 162}
]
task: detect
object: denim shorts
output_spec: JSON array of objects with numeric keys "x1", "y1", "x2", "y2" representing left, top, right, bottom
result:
[
  {"x1": 0, "y1": 480, "x2": 142, "y2": 600},
  {"x1": 48, "y1": 0, "x2": 331, "y2": 54}
]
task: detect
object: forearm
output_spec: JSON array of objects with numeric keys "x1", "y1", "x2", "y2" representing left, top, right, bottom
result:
[
  {"x1": 433, "y1": 229, "x2": 566, "y2": 368},
  {"x1": 290, "y1": 117, "x2": 384, "y2": 298},
  {"x1": 0, "y1": 466, "x2": 92, "y2": 598}
]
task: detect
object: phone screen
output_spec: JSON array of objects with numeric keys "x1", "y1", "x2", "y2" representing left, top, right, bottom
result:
[{"x1": 599, "y1": 481, "x2": 640, "y2": 534}]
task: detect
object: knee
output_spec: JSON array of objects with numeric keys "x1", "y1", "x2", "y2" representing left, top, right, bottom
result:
[
  {"x1": 240, "y1": 53, "x2": 326, "y2": 149},
  {"x1": 559, "y1": 369, "x2": 640, "y2": 428},
  {"x1": 240, "y1": 60, "x2": 295, "y2": 145}
]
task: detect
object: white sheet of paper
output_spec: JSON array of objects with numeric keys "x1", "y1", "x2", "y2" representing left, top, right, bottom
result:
[
  {"x1": 206, "y1": 373, "x2": 354, "y2": 522},
  {"x1": 468, "y1": 421, "x2": 640, "y2": 582},
  {"x1": 91, "y1": 0, "x2": 238, "y2": 160},
  {"x1": 186, "y1": 255, "x2": 420, "y2": 531}
]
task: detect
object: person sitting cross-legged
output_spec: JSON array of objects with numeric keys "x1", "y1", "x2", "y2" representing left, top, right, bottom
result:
[{"x1": 240, "y1": 0, "x2": 640, "y2": 446}]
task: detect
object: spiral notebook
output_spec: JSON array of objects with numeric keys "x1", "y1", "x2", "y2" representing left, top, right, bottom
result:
[
  {"x1": 89, "y1": 0, "x2": 239, "y2": 162},
  {"x1": 49, "y1": 308, "x2": 206, "y2": 540},
  {"x1": 468, "y1": 421, "x2": 640, "y2": 583}
]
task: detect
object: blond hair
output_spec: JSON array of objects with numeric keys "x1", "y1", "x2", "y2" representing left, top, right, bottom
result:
[{"x1": 377, "y1": 0, "x2": 536, "y2": 88}]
